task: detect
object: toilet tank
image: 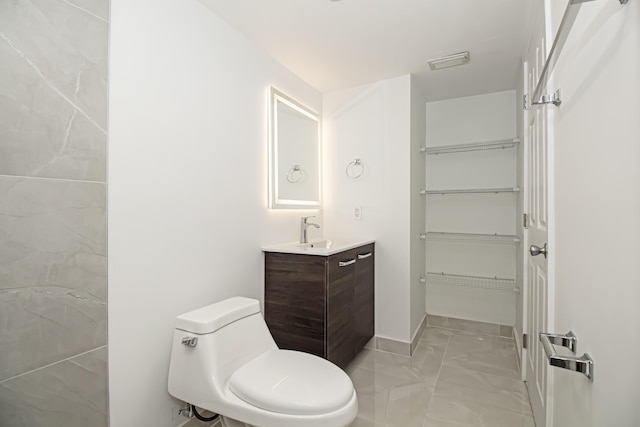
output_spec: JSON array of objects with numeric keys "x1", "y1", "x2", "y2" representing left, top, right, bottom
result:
[{"x1": 168, "y1": 297, "x2": 278, "y2": 407}]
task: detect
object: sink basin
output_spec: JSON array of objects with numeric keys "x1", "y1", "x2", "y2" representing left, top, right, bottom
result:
[
  {"x1": 298, "y1": 240, "x2": 333, "y2": 249},
  {"x1": 263, "y1": 238, "x2": 375, "y2": 256}
]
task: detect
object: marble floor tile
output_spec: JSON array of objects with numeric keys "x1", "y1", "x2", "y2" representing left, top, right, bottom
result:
[
  {"x1": 423, "y1": 414, "x2": 470, "y2": 427},
  {"x1": 475, "y1": 409, "x2": 536, "y2": 427},
  {"x1": 443, "y1": 332, "x2": 520, "y2": 379},
  {"x1": 347, "y1": 343, "x2": 446, "y2": 387},
  {"x1": 419, "y1": 326, "x2": 452, "y2": 347},
  {"x1": 426, "y1": 395, "x2": 535, "y2": 427},
  {"x1": 436, "y1": 365, "x2": 529, "y2": 400},
  {"x1": 347, "y1": 329, "x2": 534, "y2": 427},
  {"x1": 408, "y1": 341, "x2": 447, "y2": 387},
  {"x1": 350, "y1": 417, "x2": 378, "y2": 427},
  {"x1": 385, "y1": 382, "x2": 433, "y2": 427},
  {"x1": 434, "y1": 367, "x2": 532, "y2": 415},
  {"x1": 348, "y1": 365, "x2": 433, "y2": 427},
  {"x1": 348, "y1": 366, "x2": 392, "y2": 425}
]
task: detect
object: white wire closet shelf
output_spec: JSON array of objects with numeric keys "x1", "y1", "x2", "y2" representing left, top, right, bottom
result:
[
  {"x1": 426, "y1": 232, "x2": 521, "y2": 243},
  {"x1": 426, "y1": 187, "x2": 520, "y2": 195},
  {"x1": 426, "y1": 272, "x2": 518, "y2": 292},
  {"x1": 425, "y1": 138, "x2": 520, "y2": 155}
]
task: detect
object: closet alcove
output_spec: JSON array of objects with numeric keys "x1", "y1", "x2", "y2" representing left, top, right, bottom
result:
[{"x1": 424, "y1": 91, "x2": 519, "y2": 326}]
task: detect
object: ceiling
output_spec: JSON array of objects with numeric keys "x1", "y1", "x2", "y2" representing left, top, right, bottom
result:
[{"x1": 199, "y1": 0, "x2": 535, "y2": 101}]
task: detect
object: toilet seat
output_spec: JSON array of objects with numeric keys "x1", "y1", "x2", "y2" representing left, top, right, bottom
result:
[{"x1": 228, "y1": 349, "x2": 354, "y2": 416}]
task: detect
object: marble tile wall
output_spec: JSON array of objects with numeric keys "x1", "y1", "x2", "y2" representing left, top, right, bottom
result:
[{"x1": 0, "y1": 0, "x2": 109, "y2": 426}]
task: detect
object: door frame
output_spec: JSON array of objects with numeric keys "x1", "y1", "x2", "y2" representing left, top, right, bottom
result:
[
  {"x1": 521, "y1": 1, "x2": 557, "y2": 425},
  {"x1": 520, "y1": 57, "x2": 529, "y2": 383}
]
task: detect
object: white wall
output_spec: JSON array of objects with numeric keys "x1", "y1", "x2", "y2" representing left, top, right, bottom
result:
[
  {"x1": 108, "y1": 1, "x2": 322, "y2": 426},
  {"x1": 323, "y1": 75, "x2": 414, "y2": 342},
  {"x1": 425, "y1": 91, "x2": 518, "y2": 325},
  {"x1": 546, "y1": 0, "x2": 640, "y2": 425}
]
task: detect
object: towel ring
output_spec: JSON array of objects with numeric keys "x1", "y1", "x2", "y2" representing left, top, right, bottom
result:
[
  {"x1": 346, "y1": 159, "x2": 364, "y2": 179},
  {"x1": 286, "y1": 165, "x2": 306, "y2": 183}
]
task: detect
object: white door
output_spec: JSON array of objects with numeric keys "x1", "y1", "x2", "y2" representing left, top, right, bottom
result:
[
  {"x1": 524, "y1": 3, "x2": 554, "y2": 426},
  {"x1": 543, "y1": 1, "x2": 640, "y2": 426}
]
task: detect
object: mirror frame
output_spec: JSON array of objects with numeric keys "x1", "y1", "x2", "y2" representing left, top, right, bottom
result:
[{"x1": 268, "y1": 86, "x2": 321, "y2": 209}]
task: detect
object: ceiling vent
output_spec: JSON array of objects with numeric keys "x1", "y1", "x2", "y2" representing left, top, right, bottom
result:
[{"x1": 428, "y1": 51, "x2": 470, "y2": 71}]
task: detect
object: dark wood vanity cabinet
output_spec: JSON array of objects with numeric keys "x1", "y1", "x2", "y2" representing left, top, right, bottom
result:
[{"x1": 264, "y1": 243, "x2": 374, "y2": 369}]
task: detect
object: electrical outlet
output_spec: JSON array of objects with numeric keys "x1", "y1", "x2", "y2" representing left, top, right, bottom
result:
[{"x1": 353, "y1": 206, "x2": 362, "y2": 220}]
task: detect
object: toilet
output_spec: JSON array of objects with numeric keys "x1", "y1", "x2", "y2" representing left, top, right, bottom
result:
[{"x1": 167, "y1": 296, "x2": 358, "y2": 427}]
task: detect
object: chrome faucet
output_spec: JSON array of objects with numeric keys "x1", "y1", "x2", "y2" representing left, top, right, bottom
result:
[{"x1": 300, "y1": 216, "x2": 320, "y2": 244}]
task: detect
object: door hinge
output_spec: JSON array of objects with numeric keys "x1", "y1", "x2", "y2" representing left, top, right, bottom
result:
[
  {"x1": 523, "y1": 213, "x2": 529, "y2": 229},
  {"x1": 523, "y1": 94, "x2": 529, "y2": 110},
  {"x1": 523, "y1": 333, "x2": 528, "y2": 349}
]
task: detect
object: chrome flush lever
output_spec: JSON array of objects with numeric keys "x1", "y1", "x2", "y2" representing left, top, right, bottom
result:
[{"x1": 181, "y1": 337, "x2": 198, "y2": 347}]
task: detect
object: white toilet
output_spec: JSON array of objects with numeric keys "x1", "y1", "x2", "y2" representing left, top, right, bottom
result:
[{"x1": 168, "y1": 296, "x2": 358, "y2": 427}]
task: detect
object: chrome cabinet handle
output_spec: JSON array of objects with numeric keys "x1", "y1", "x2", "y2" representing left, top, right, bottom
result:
[
  {"x1": 338, "y1": 259, "x2": 356, "y2": 267},
  {"x1": 358, "y1": 252, "x2": 372, "y2": 260},
  {"x1": 529, "y1": 243, "x2": 548, "y2": 258}
]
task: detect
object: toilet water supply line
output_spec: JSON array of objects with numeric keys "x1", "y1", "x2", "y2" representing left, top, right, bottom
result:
[{"x1": 191, "y1": 404, "x2": 219, "y2": 422}]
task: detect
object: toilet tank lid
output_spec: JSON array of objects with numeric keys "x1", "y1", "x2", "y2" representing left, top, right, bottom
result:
[{"x1": 175, "y1": 297, "x2": 260, "y2": 334}]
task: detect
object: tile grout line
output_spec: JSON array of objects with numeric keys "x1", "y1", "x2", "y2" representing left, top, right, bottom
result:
[
  {"x1": 0, "y1": 345, "x2": 107, "y2": 384},
  {"x1": 0, "y1": 174, "x2": 105, "y2": 185},
  {"x1": 423, "y1": 330, "x2": 452, "y2": 417}
]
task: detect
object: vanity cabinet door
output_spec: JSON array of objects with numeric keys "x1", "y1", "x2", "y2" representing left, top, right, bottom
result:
[
  {"x1": 326, "y1": 248, "x2": 357, "y2": 368},
  {"x1": 354, "y1": 244, "x2": 375, "y2": 351},
  {"x1": 264, "y1": 252, "x2": 327, "y2": 358},
  {"x1": 264, "y1": 243, "x2": 375, "y2": 369}
]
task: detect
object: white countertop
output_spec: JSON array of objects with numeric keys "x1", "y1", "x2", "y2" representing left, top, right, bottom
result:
[{"x1": 262, "y1": 238, "x2": 375, "y2": 256}]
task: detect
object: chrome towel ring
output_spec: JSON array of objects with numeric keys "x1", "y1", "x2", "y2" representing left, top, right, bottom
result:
[
  {"x1": 286, "y1": 165, "x2": 306, "y2": 183},
  {"x1": 346, "y1": 159, "x2": 364, "y2": 179}
]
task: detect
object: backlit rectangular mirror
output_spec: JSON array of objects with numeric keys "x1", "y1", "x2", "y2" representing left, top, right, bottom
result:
[{"x1": 268, "y1": 87, "x2": 321, "y2": 209}]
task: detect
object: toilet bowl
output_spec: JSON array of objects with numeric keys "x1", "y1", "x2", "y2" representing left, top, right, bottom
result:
[{"x1": 167, "y1": 296, "x2": 358, "y2": 427}]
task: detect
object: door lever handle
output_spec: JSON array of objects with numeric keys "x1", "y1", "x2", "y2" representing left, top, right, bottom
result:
[{"x1": 529, "y1": 243, "x2": 548, "y2": 259}]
